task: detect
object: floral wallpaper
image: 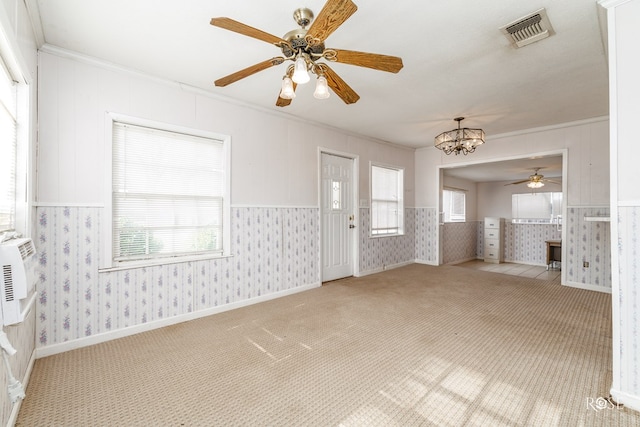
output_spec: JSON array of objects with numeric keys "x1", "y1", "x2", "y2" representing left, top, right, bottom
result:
[
  {"x1": 617, "y1": 206, "x2": 640, "y2": 395},
  {"x1": 359, "y1": 208, "x2": 416, "y2": 273},
  {"x1": 564, "y1": 207, "x2": 611, "y2": 289},
  {"x1": 34, "y1": 206, "x2": 319, "y2": 347},
  {"x1": 33, "y1": 205, "x2": 613, "y2": 350},
  {"x1": 414, "y1": 208, "x2": 439, "y2": 265},
  {"x1": 442, "y1": 222, "x2": 478, "y2": 264},
  {"x1": 503, "y1": 223, "x2": 561, "y2": 265}
]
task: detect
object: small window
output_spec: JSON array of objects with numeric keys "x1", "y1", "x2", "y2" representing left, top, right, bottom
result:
[
  {"x1": 512, "y1": 192, "x2": 563, "y2": 224},
  {"x1": 110, "y1": 119, "x2": 229, "y2": 265},
  {"x1": 370, "y1": 164, "x2": 404, "y2": 236},
  {"x1": 0, "y1": 57, "x2": 22, "y2": 233},
  {"x1": 443, "y1": 189, "x2": 466, "y2": 222}
]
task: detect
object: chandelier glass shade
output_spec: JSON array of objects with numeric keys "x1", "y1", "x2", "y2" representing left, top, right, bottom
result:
[
  {"x1": 434, "y1": 117, "x2": 485, "y2": 155},
  {"x1": 527, "y1": 181, "x2": 544, "y2": 189}
]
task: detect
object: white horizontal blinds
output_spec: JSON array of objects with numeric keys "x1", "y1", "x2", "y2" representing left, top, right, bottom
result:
[
  {"x1": 0, "y1": 60, "x2": 16, "y2": 232},
  {"x1": 371, "y1": 165, "x2": 402, "y2": 235},
  {"x1": 443, "y1": 189, "x2": 465, "y2": 222},
  {"x1": 113, "y1": 122, "x2": 224, "y2": 262}
]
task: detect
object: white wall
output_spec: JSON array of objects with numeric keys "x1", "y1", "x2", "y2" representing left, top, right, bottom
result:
[
  {"x1": 36, "y1": 49, "x2": 415, "y2": 208},
  {"x1": 477, "y1": 179, "x2": 562, "y2": 220},
  {"x1": 603, "y1": 0, "x2": 640, "y2": 412},
  {"x1": 416, "y1": 119, "x2": 609, "y2": 208}
]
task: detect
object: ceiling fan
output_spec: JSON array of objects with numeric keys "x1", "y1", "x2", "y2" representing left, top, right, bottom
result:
[
  {"x1": 210, "y1": 0, "x2": 403, "y2": 107},
  {"x1": 505, "y1": 168, "x2": 561, "y2": 188}
]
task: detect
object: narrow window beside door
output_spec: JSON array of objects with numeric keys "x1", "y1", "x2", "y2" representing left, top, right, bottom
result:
[{"x1": 370, "y1": 164, "x2": 404, "y2": 236}]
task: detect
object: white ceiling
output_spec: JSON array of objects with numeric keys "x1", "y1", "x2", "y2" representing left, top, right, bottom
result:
[{"x1": 31, "y1": 0, "x2": 609, "y2": 149}]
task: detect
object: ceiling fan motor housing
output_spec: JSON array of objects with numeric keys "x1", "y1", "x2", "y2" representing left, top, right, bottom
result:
[{"x1": 281, "y1": 28, "x2": 325, "y2": 58}]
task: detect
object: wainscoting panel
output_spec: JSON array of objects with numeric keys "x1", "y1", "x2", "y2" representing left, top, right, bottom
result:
[
  {"x1": 414, "y1": 208, "x2": 439, "y2": 264},
  {"x1": 359, "y1": 208, "x2": 416, "y2": 273},
  {"x1": 503, "y1": 223, "x2": 561, "y2": 265},
  {"x1": 617, "y1": 206, "x2": 640, "y2": 397},
  {"x1": 442, "y1": 222, "x2": 479, "y2": 264},
  {"x1": 565, "y1": 207, "x2": 611, "y2": 289},
  {"x1": 34, "y1": 206, "x2": 319, "y2": 348}
]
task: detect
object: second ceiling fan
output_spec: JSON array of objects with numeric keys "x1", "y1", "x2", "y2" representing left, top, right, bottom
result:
[
  {"x1": 210, "y1": 0, "x2": 403, "y2": 106},
  {"x1": 505, "y1": 168, "x2": 561, "y2": 188}
]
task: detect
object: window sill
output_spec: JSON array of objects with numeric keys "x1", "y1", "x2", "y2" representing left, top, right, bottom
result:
[
  {"x1": 368, "y1": 233, "x2": 405, "y2": 239},
  {"x1": 98, "y1": 253, "x2": 234, "y2": 273}
]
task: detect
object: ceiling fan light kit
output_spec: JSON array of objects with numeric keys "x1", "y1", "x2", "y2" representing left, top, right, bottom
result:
[
  {"x1": 434, "y1": 117, "x2": 486, "y2": 155},
  {"x1": 506, "y1": 167, "x2": 560, "y2": 188},
  {"x1": 210, "y1": 0, "x2": 403, "y2": 107}
]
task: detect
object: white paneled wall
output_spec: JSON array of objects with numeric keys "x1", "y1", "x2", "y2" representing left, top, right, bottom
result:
[{"x1": 603, "y1": 0, "x2": 640, "y2": 411}]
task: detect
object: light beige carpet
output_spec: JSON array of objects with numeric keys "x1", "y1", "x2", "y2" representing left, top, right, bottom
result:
[{"x1": 17, "y1": 264, "x2": 639, "y2": 426}]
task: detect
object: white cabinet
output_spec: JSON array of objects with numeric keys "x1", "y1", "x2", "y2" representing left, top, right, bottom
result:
[{"x1": 484, "y1": 217, "x2": 504, "y2": 263}]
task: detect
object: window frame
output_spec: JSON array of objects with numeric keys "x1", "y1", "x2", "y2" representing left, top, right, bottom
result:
[
  {"x1": 101, "y1": 113, "x2": 231, "y2": 270},
  {"x1": 0, "y1": 25, "x2": 31, "y2": 237},
  {"x1": 369, "y1": 162, "x2": 404, "y2": 237},
  {"x1": 442, "y1": 189, "x2": 466, "y2": 223}
]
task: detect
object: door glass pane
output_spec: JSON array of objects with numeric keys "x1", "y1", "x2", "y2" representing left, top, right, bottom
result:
[{"x1": 332, "y1": 180, "x2": 341, "y2": 210}]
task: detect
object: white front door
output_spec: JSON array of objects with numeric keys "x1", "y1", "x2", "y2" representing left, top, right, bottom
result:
[{"x1": 321, "y1": 152, "x2": 355, "y2": 282}]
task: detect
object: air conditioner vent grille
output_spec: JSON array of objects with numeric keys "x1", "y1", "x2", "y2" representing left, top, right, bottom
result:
[
  {"x1": 2, "y1": 265, "x2": 14, "y2": 302},
  {"x1": 18, "y1": 240, "x2": 35, "y2": 260},
  {"x1": 500, "y1": 8, "x2": 554, "y2": 48}
]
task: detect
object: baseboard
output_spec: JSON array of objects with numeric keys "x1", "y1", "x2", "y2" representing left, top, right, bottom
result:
[
  {"x1": 356, "y1": 260, "x2": 415, "y2": 277},
  {"x1": 7, "y1": 348, "x2": 36, "y2": 427},
  {"x1": 610, "y1": 387, "x2": 640, "y2": 413},
  {"x1": 563, "y1": 280, "x2": 612, "y2": 294},
  {"x1": 35, "y1": 282, "x2": 320, "y2": 358},
  {"x1": 413, "y1": 259, "x2": 438, "y2": 266}
]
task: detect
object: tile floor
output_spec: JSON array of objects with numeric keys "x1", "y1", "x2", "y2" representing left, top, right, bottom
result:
[{"x1": 455, "y1": 259, "x2": 561, "y2": 283}]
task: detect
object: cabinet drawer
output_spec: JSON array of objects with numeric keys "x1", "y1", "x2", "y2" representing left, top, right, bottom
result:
[
  {"x1": 485, "y1": 217, "x2": 501, "y2": 228},
  {"x1": 484, "y1": 249, "x2": 500, "y2": 260},
  {"x1": 485, "y1": 238, "x2": 499, "y2": 249},
  {"x1": 485, "y1": 229, "x2": 500, "y2": 239}
]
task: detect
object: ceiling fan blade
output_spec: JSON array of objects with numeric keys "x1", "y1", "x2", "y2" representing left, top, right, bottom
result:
[
  {"x1": 329, "y1": 49, "x2": 404, "y2": 73},
  {"x1": 214, "y1": 57, "x2": 285, "y2": 87},
  {"x1": 210, "y1": 17, "x2": 285, "y2": 45},
  {"x1": 504, "y1": 179, "x2": 531, "y2": 186},
  {"x1": 322, "y1": 64, "x2": 360, "y2": 104},
  {"x1": 543, "y1": 179, "x2": 562, "y2": 184},
  {"x1": 276, "y1": 83, "x2": 297, "y2": 107},
  {"x1": 306, "y1": 0, "x2": 358, "y2": 44}
]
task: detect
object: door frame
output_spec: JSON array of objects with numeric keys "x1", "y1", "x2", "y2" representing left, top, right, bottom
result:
[{"x1": 318, "y1": 147, "x2": 360, "y2": 281}]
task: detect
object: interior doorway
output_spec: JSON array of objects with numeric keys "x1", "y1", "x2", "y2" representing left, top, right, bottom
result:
[{"x1": 437, "y1": 150, "x2": 567, "y2": 284}]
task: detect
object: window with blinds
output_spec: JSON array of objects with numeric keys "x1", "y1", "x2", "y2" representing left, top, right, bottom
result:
[
  {"x1": 112, "y1": 122, "x2": 226, "y2": 263},
  {"x1": 0, "y1": 61, "x2": 16, "y2": 233},
  {"x1": 371, "y1": 164, "x2": 404, "y2": 236},
  {"x1": 443, "y1": 189, "x2": 466, "y2": 222}
]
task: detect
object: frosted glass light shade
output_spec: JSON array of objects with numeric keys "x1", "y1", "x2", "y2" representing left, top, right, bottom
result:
[
  {"x1": 313, "y1": 75, "x2": 330, "y2": 99},
  {"x1": 292, "y1": 56, "x2": 310, "y2": 84},
  {"x1": 279, "y1": 77, "x2": 295, "y2": 99}
]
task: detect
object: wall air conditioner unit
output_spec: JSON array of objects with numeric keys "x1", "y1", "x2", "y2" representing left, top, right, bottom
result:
[{"x1": 0, "y1": 238, "x2": 37, "y2": 326}]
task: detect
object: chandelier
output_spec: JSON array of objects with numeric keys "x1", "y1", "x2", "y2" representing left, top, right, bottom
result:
[{"x1": 434, "y1": 117, "x2": 485, "y2": 155}]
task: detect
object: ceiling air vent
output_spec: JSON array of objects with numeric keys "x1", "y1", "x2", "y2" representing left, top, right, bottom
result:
[{"x1": 500, "y1": 8, "x2": 555, "y2": 48}]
